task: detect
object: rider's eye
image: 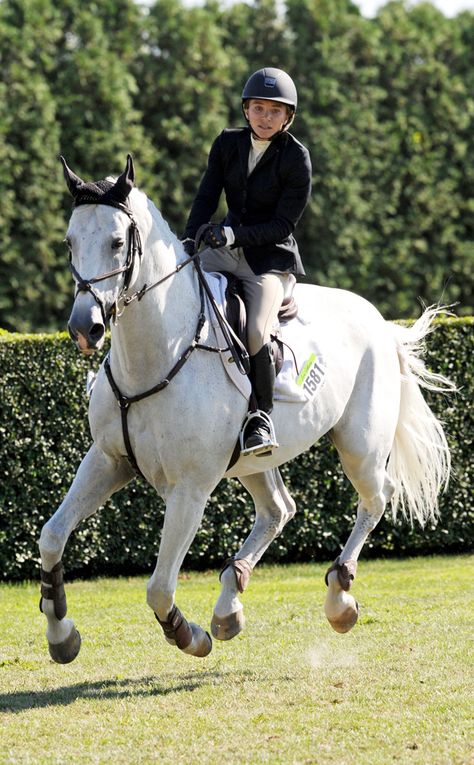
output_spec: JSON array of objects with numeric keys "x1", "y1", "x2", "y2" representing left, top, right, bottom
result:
[{"x1": 111, "y1": 238, "x2": 124, "y2": 251}]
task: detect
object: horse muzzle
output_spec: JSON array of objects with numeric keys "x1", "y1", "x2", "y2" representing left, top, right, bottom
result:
[{"x1": 68, "y1": 297, "x2": 106, "y2": 354}]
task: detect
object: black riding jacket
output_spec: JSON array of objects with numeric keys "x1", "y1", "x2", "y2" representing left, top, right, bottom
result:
[{"x1": 184, "y1": 127, "x2": 312, "y2": 275}]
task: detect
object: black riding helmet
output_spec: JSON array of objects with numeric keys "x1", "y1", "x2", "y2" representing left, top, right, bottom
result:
[{"x1": 241, "y1": 67, "x2": 298, "y2": 132}]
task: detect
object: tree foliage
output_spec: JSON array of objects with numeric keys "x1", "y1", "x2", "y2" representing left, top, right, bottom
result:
[{"x1": 0, "y1": 0, "x2": 472, "y2": 331}]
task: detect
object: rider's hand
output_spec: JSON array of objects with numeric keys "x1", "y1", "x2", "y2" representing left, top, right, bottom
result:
[
  {"x1": 201, "y1": 224, "x2": 227, "y2": 249},
  {"x1": 181, "y1": 237, "x2": 195, "y2": 256}
]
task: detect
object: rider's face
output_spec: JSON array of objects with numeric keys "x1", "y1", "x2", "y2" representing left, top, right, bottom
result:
[{"x1": 244, "y1": 99, "x2": 290, "y2": 140}]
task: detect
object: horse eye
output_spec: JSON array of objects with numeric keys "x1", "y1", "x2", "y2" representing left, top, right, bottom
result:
[
  {"x1": 111, "y1": 238, "x2": 124, "y2": 251},
  {"x1": 63, "y1": 237, "x2": 72, "y2": 250}
]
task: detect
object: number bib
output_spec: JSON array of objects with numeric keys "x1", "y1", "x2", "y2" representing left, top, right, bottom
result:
[{"x1": 296, "y1": 353, "x2": 326, "y2": 398}]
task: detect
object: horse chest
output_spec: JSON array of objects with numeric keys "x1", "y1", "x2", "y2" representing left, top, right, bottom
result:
[{"x1": 87, "y1": 382, "x2": 124, "y2": 458}]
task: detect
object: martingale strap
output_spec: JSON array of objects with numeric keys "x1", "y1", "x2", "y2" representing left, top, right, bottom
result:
[{"x1": 105, "y1": 273, "x2": 210, "y2": 477}]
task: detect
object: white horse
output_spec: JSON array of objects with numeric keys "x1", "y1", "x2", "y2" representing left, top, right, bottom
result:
[{"x1": 38, "y1": 156, "x2": 453, "y2": 663}]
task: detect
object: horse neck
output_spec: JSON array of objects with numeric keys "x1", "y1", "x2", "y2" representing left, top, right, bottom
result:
[{"x1": 109, "y1": 200, "x2": 201, "y2": 388}]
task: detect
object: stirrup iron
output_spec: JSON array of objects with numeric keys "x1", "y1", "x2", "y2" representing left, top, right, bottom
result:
[{"x1": 239, "y1": 410, "x2": 279, "y2": 457}]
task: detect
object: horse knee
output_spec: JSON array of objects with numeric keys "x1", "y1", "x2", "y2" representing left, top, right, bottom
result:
[
  {"x1": 260, "y1": 492, "x2": 294, "y2": 532},
  {"x1": 272, "y1": 478, "x2": 296, "y2": 525},
  {"x1": 146, "y1": 580, "x2": 173, "y2": 620},
  {"x1": 268, "y1": 490, "x2": 295, "y2": 526},
  {"x1": 39, "y1": 522, "x2": 65, "y2": 565}
]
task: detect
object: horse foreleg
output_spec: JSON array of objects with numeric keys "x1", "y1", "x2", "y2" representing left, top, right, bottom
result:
[
  {"x1": 146, "y1": 485, "x2": 213, "y2": 658},
  {"x1": 38, "y1": 445, "x2": 134, "y2": 663},
  {"x1": 212, "y1": 468, "x2": 296, "y2": 640}
]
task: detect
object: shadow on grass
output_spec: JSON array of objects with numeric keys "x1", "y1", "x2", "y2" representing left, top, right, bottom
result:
[{"x1": 0, "y1": 672, "x2": 227, "y2": 713}]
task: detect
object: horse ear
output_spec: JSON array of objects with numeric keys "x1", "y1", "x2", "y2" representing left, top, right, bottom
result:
[
  {"x1": 60, "y1": 155, "x2": 84, "y2": 198},
  {"x1": 112, "y1": 154, "x2": 135, "y2": 203}
]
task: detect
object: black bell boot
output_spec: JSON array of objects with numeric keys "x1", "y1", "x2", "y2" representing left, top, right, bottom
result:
[{"x1": 242, "y1": 343, "x2": 279, "y2": 456}]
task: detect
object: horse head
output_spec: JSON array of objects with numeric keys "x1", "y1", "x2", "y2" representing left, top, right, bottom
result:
[{"x1": 61, "y1": 155, "x2": 140, "y2": 354}]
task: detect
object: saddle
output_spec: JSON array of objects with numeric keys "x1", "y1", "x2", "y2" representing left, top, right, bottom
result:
[{"x1": 222, "y1": 272, "x2": 298, "y2": 375}]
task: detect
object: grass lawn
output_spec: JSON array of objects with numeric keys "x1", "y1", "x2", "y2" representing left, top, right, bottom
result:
[{"x1": 0, "y1": 555, "x2": 473, "y2": 764}]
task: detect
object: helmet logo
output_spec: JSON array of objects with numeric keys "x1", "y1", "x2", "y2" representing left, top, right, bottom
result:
[{"x1": 264, "y1": 76, "x2": 277, "y2": 89}]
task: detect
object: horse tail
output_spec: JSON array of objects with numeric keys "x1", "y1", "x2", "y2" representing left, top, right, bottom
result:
[{"x1": 387, "y1": 306, "x2": 456, "y2": 526}]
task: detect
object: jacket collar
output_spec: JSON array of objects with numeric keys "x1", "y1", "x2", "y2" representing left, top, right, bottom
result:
[{"x1": 238, "y1": 128, "x2": 286, "y2": 179}]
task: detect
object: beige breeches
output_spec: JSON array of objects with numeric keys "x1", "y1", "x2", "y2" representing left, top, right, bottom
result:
[{"x1": 199, "y1": 246, "x2": 289, "y2": 356}]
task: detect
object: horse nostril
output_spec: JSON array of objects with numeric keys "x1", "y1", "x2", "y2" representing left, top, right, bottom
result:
[{"x1": 89, "y1": 323, "x2": 105, "y2": 343}]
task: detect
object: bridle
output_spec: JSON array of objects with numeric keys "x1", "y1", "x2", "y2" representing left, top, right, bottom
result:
[
  {"x1": 69, "y1": 199, "x2": 206, "y2": 324},
  {"x1": 68, "y1": 199, "x2": 143, "y2": 324}
]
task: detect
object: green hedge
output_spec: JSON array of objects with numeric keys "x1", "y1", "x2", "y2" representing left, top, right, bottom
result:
[{"x1": 0, "y1": 318, "x2": 472, "y2": 582}]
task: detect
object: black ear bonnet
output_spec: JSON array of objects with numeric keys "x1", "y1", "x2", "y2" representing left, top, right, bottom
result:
[{"x1": 60, "y1": 154, "x2": 135, "y2": 209}]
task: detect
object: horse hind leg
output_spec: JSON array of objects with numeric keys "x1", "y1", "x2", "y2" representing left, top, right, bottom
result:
[
  {"x1": 324, "y1": 442, "x2": 395, "y2": 634},
  {"x1": 39, "y1": 445, "x2": 134, "y2": 663},
  {"x1": 323, "y1": 339, "x2": 400, "y2": 633},
  {"x1": 211, "y1": 467, "x2": 296, "y2": 640},
  {"x1": 324, "y1": 476, "x2": 395, "y2": 633}
]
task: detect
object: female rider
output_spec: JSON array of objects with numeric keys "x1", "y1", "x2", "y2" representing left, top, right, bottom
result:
[{"x1": 183, "y1": 67, "x2": 312, "y2": 455}]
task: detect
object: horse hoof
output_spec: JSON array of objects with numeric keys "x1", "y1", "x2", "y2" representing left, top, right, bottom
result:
[
  {"x1": 48, "y1": 627, "x2": 82, "y2": 664},
  {"x1": 211, "y1": 609, "x2": 245, "y2": 641},
  {"x1": 327, "y1": 602, "x2": 359, "y2": 634},
  {"x1": 182, "y1": 623, "x2": 213, "y2": 657}
]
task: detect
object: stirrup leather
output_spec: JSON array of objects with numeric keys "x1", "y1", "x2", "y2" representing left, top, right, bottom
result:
[{"x1": 239, "y1": 410, "x2": 279, "y2": 457}]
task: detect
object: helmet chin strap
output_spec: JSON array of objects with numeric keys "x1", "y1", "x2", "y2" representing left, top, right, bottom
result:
[{"x1": 284, "y1": 111, "x2": 295, "y2": 131}]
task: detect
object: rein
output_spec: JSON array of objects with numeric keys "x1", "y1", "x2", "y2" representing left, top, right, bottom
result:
[
  {"x1": 121, "y1": 252, "x2": 198, "y2": 307},
  {"x1": 120, "y1": 225, "x2": 249, "y2": 380}
]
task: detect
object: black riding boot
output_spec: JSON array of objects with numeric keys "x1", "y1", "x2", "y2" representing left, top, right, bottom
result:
[{"x1": 243, "y1": 343, "x2": 279, "y2": 456}]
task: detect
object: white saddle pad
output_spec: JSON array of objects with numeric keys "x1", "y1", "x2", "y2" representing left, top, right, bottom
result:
[{"x1": 205, "y1": 272, "x2": 326, "y2": 404}]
